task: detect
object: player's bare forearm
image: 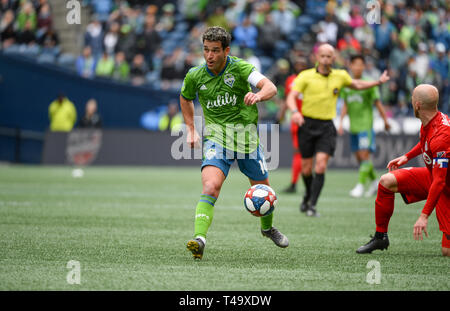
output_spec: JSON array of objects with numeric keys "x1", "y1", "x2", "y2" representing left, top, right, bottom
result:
[
  {"x1": 179, "y1": 96, "x2": 195, "y2": 130},
  {"x1": 286, "y1": 90, "x2": 304, "y2": 126},
  {"x1": 179, "y1": 95, "x2": 200, "y2": 148},
  {"x1": 286, "y1": 90, "x2": 300, "y2": 113},
  {"x1": 244, "y1": 78, "x2": 277, "y2": 106},
  {"x1": 338, "y1": 102, "x2": 347, "y2": 135},
  {"x1": 340, "y1": 102, "x2": 347, "y2": 121},
  {"x1": 256, "y1": 78, "x2": 277, "y2": 101}
]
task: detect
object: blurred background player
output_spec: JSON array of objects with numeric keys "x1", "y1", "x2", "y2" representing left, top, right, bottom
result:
[
  {"x1": 338, "y1": 55, "x2": 391, "y2": 198},
  {"x1": 286, "y1": 43, "x2": 390, "y2": 217},
  {"x1": 180, "y1": 26, "x2": 289, "y2": 260},
  {"x1": 279, "y1": 57, "x2": 308, "y2": 194},
  {"x1": 356, "y1": 84, "x2": 450, "y2": 257}
]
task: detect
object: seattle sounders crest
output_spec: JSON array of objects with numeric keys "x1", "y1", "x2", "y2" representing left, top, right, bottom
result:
[{"x1": 224, "y1": 73, "x2": 235, "y2": 88}]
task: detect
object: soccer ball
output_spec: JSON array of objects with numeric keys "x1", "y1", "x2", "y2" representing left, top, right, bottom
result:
[
  {"x1": 71, "y1": 168, "x2": 84, "y2": 178},
  {"x1": 244, "y1": 184, "x2": 277, "y2": 217}
]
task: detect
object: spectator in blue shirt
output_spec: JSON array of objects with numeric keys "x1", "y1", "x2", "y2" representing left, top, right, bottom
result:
[
  {"x1": 374, "y1": 15, "x2": 395, "y2": 60},
  {"x1": 76, "y1": 46, "x2": 96, "y2": 78},
  {"x1": 232, "y1": 15, "x2": 258, "y2": 50}
]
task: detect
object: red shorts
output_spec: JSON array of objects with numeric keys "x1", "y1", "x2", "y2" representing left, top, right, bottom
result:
[
  {"x1": 290, "y1": 122, "x2": 299, "y2": 150},
  {"x1": 392, "y1": 167, "x2": 450, "y2": 247}
]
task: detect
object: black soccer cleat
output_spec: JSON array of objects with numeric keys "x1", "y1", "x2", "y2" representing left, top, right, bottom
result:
[
  {"x1": 261, "y1": 227, "x2": 289, "y2": 248},
  {"x1": 356, "y1": 235, "x2": 389, "y2": 254},
  {"x1": 306, "y1": 204, "x2": 320, "y2": 217},
  {"x1": 186, "y1": 238, "x2": 205, "y2": 260},
  {"x1": 300, "y1": 197, "x2": 309, "y2": 213},
  {"x1": 282, "y1": 183, "x2": 297, "y2": 194}
]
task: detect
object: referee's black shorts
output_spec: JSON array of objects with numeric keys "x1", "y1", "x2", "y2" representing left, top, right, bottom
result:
[{"x1": 297, "y1": 117, "x2": 337, "y2": 158}]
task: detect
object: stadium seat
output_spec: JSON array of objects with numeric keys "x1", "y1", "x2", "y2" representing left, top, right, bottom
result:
[
  {"x1": 57, "y1": 53, "x2": 77, "y2": 69},
  {"x1": 2, "y1": 44, "x2": 21, "y2": 54},
  {"x1": 18, "y1": 45, "x2": 41, "y2": 58},
  {"x1": 37, "y1": 53, "x2": 56, "y2": 64}
]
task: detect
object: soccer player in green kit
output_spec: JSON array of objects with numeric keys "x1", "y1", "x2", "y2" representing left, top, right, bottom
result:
[
  {"x1": 338, "y1": 55, "x2": 391, "y2": 198},
  {"x1": 180, "y1": 26, "x2": 289, "y2": 260}
]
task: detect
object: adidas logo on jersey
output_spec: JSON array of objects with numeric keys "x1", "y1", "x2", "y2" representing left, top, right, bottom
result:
[{"x1": 200, "y1": 84, "x2": 207, "y2": 90}]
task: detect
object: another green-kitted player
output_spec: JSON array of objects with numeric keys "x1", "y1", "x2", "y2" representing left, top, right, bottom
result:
[
  {"x1": 338, "y1": 55, "x2": 391, "y2": 198},
  {"x1": 180, "y1": 26, "x2": 289, "y2": 260}
]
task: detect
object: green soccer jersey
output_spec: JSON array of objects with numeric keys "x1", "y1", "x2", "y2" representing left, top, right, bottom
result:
[
  {"x1": 181, "y1": 55, "x2": 259, "y2": 153},
  {"x1": 340, "y1": 77, "x2": 380, "y2": 133}
]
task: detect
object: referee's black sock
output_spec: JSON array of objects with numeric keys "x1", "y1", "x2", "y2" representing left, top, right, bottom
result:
[
  {"x1": 310, "y1": 173, "x2": 325, "y2": 206},
  {"x1": 302, "y1": 174, "x2": 313, "y2": 202}
]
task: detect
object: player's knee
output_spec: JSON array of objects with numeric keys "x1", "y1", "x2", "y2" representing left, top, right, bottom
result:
[
  {"x1": 301, "y1": 159, "x2": 313, "y2": 174},
  {"x1": 302, "y1": 166, "x2": 312, "y2": 176},
  {"x1": 379, "y1": 173, "x2": 397, "y2": 191},
  {"x1": 442, "y1": 247, "x2": 450, "y2": 257},
  {"x1": 314, "y1": 162, "x2": 327, "y2": 174},
  {"x1": 202, "y1": 180, "x2": 221, "y2": 197}
]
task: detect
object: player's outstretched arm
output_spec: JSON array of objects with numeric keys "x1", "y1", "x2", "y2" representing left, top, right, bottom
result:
[
  {"x1": 387, "y1": 155, "x2": 409, "y2": 171},
  {"x1": 180, "y1": 95, "x2": 200, "y2": 148},
  {"x1": 244, "y1": 77, "x2": 277, "y2": 106},
  {"x1": 349, "y1": 70, "x2": 390, "y2": 90},
  {"x1": 388, "y1": 142, "x2": 422, "y2": 171}
]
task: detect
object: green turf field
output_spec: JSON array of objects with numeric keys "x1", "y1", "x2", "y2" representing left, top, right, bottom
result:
[{"x1": 0, "y1": 165, "x2": 448, "y2": 291}]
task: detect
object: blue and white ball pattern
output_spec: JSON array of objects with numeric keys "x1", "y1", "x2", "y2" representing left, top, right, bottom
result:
[{"x1": 244, "y1": 184, "x2": 277, "y2": 217}]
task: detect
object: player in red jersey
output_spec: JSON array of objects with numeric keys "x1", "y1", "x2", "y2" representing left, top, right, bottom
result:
[
  {"x1": 280, "y1": 58, "x2": 307, "y2": 193},
  {"x1": 356, "y1": 84, "x2": 450, "y2": 256}
]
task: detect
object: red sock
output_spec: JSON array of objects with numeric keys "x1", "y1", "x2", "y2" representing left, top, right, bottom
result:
[
  {"x1": 291, "y1": 152, "x2": 302, "y2": 184},
  {"x1": 375, "y1": 183, "x2": 395, "y2": 233}
]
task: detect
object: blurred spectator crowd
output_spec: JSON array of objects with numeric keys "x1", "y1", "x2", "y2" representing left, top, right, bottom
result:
[
  {"x1": 0, "y1": 0, "x2": 60, "y2": 62},
  {"x1": 1, "y1": 0, "x2": 449, "y2": 119}
]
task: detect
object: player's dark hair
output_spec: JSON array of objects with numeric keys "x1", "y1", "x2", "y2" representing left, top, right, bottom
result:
[
  {"x1": 350, "y1": 54, "x2": 365, "y2": 63},
  {"x1": 202, "y1": 26, "x2": 231, "y2": 50}
]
